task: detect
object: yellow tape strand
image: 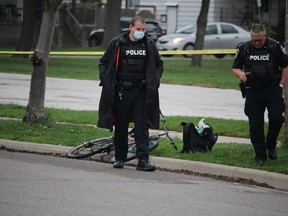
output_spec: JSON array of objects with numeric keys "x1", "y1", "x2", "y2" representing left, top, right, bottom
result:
[{"x1": 0, "y1": 49, "x2": 237, "y2": 56}]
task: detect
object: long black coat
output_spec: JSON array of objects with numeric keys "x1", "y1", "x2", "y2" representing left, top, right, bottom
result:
[{"x1": 97, "y1": 31, "x2": 163, "y2": 131}]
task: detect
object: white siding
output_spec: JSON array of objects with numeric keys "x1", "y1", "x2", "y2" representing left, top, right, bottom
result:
[
  {"x1": 124, "y1": 0, "x2": 249, "y2": 31},
  {"x1": 135, "y1": 0, "x2": 205, "y2": 31},
  {"x1": 121, "y1": 0, "x2": 280, "y2": 31}
]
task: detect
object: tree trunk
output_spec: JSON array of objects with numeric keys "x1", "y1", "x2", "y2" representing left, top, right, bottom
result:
[
  {"x1": 12, "y1": 0, "x2": 37, "y2": 58},
  {"x1": 284, "y1": 0, "x2": 288, "y2": 140},
  {"x1": 191, "y1": 0, "x2": 210, "y2": 67},
  {"x1": 23, "y1": 0, "x2": 63, "y2": 122},
  {"x1": 101, "y1": 0, "x2": 122, "y2": 47}
]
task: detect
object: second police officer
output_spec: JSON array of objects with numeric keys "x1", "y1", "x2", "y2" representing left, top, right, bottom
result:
[{"x1": 232, "y1": 24, "x2": 288, "y2": 166}]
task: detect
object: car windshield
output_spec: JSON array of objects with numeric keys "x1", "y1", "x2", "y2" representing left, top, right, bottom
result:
[{"x1": 176, "y1": 24, "x2": 196, "y2": 34}]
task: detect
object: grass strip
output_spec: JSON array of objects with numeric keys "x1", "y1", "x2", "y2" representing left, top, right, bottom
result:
[
  {"x1": 1, "y1": 118, "x2": 287, "y2": 175},
  {"x1": 1, "y1": 104, "x2": 284, "y2": 139}
]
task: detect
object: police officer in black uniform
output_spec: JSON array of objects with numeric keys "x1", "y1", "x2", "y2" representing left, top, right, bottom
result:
[
  {"x1": 232, "y1": 24, "x2": 288, "y2": 166},
  {"x1": 97, "y1": 16, "x2": 163, "y2": 171}
]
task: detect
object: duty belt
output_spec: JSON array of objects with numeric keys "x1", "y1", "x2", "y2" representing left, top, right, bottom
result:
[
  {"x1": 251, "y1": 81, "x2": 278, "y2": 88},
  {"x1": 116, "y1": 80, "x2": 146, "y2": 89}
]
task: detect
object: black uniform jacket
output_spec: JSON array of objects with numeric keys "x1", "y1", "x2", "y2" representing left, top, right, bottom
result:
[
  {"x1": 97, "y1": 31, "x2": 163, "y2": 131},
  {"x1": 233, "y1": 38, "x2": 288, "y2": 70}
]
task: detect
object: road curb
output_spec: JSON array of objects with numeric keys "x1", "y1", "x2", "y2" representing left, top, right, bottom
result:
[
  {"x1": 1, "y1": 139, "x2": 287, "y2": 192},
  {"x1": 149, "y1": 157, "x2": 288, "y2": 192}
]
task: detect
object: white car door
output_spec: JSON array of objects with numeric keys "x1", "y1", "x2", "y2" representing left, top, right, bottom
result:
[
  {"x1": 215, "y1": 24, "x2": 243, "y2": 49},
  {"x1": 203, "y1": 24, "x2": 220, "y2": 49}
]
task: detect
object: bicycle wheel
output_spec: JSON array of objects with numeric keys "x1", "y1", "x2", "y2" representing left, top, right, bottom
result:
[
  {"x1": 148, "y1": 139, "x2": 159, "y2": 151},
  {"x1": 66, "y1": 137, "x2": 114, "y2": 159},
  {"x1": 126, "y1": 143, "x2": 137, "y2": 162},
  {"x1": 125, "y1": 139, "x2": 159, "y2": 162}
]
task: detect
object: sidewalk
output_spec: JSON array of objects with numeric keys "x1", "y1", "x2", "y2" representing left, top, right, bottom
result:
[
  {"x1": 0, "y1": 72, "x2": 248, "y2": 120},
  {"x1": 159, "y1": 130, "x2": 251, "y2": 144}
]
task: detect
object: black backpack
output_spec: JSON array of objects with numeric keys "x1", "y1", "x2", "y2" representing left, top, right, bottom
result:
[{"x1": 180, "y1": 122, "x2": 218, "y2": 153}]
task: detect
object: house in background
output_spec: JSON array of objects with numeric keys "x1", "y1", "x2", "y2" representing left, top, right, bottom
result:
[
  {"x1": 0, "y1": 0, "x2": 284, "y2": 47},
  {"x1": 124, "y1": 0, "x2": 283, "y2": 33}
]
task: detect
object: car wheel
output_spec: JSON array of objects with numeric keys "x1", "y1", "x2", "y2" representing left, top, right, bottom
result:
[
  {"x1": 214, "y1": 54, "x2": 226, "y2": 59},
  {"x1": 89, "y1": 36, "x2": 100, "y2": 47},
  {"x1": 183, "y1": 43, "x2": 194, "y2": 58}
]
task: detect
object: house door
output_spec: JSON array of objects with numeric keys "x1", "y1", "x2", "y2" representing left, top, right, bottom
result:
[{"x1": 166, "y1": 3, "x2": 178, "y2": 34}]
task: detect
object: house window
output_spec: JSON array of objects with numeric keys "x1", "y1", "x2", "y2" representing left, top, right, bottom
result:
[
  {"x1": 126, "y1": 0, "x2": 140, "y2": 8},
  {"x1": 160, "y1": 14, "x2": 167, "y2": 23}
]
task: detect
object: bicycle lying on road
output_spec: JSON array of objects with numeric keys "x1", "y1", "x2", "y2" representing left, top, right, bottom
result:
[{"x1": 66, "y1": 110, "x2": 177, "y2": 162}]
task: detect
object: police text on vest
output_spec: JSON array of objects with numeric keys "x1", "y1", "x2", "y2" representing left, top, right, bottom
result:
[
  {"x1": 126, "y1": 50, "x2": 146, "y2": 56},
  {"x1": 249, "y1": 54, "x2": 270, "y2": 61}
]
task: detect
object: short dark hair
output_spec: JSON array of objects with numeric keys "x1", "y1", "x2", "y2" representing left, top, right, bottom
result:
[
  {"x1": 130, "y1": 16, "x2": 146, "y2": 26},
  {"x1": 250, "y1": 24, "x2": 266, "y2": 35}
]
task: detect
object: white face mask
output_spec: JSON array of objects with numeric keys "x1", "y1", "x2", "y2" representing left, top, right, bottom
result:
[{"x1": 133, "y1": 28, "x2": 145, "y2": 40}]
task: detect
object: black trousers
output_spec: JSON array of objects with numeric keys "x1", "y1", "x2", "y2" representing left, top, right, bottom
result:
[
  {"x1": 114, "y1": 86, "x2": 149, "y2": 161},
  {"x1": 244, "y1": 86, "x2": 285, "y2": 161}
]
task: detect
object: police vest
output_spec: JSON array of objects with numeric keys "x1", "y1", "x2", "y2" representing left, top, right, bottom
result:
[
  {"x1": 117, "y1": 40, "x2": 147, "y2": 81},
  {"x1": 243, "y1": 40, "x2": 280, "y2": 84}
]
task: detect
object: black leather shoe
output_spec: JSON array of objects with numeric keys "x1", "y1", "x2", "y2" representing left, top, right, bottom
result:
[
  {"x1": 268, "y1": 149, "x2": 277, "y2": 160},
  {"x1": 252, "y1": 160, "x2": 266, "y2": 166},
  {"x1": 136, "y1": 159, "x2": 156, "y2": 171},
  {"x1": 113, "y1": 160, "x2": 124, "y2": 168}
]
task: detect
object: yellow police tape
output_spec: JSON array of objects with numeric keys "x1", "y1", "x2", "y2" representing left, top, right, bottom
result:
[{"x1": 0, "y1": 49, "x2": 236, "y2": 56}]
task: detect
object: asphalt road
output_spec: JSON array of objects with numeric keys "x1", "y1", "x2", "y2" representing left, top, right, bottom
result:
[{"x1": 1, "y1": 151, "x2": 288, "y2": 216}]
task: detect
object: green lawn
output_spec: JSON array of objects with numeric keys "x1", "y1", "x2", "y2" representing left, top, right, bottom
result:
[{"x1": 0, "y1": 55, "x2": 239, "y2": 88}]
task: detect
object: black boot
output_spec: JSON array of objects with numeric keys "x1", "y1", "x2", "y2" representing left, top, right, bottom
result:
[
  {"x1": 113, "y1": 160, "x2": 124, "y2": 168},
  {"x1": 136, "y1": 159, "x2": 156, "y2": 171},
  {"x1": 268, "y1": 149, "x2": 277, "y2": 160}
]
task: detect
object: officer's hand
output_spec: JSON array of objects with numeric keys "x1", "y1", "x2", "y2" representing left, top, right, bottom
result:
[
  {"x1": 279, "y1": 84, "x2": 285, "y2": 96},
  {"x1": 239, "y1": 72, "x2": 247, "y2": 82}
]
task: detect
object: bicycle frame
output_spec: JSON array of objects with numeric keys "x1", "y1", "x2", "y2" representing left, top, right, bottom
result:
[
  {"x1": 66, "y1": 109, "x2": 177, "y2": 160},
  {"x1": 128, "y1": 109, "x2": 177, "y2": 150},
  {"x1": 149, "y1": 109, "x2": 177, "y2": 150}
]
